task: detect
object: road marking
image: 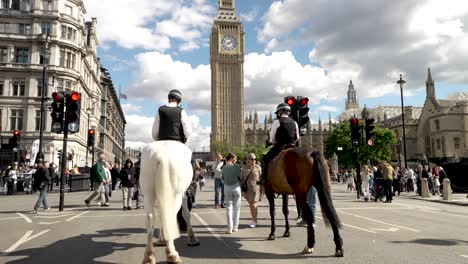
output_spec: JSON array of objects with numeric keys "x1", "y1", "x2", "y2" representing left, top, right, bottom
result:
[
  {"x1": 314, "y1": 216, "x2": 377, "y2": 234},
  {"x1": 34, "y1": 213, "x2": 74, "y2": 219},
  {"x1": 370, "y1": 227, "x2": 399, "y2": 232},
  {"x1": 461, "y1": 255, "x2": 468, "y2": 258},
  {"x1": 39, "y1": 221, "x2": 61, "y2": 225},
  {"x1": 192, "y1": 213, "x2": 223, "y2": 241},
  {"x1": 0, "y1": 217, "x2": 22, "y2": 221},
  {"x1": 1, "y1": 229, "x2": 50, "y2": 256},
  {"x1": 336, "y1": 210, "x2": 420, "y2": 232},
  {"x1": 16, "y1": 213, "x2": 32, "y2": 224},
  {"x1": 65, "y1": 211, "x2": 89, "y2": 222}
]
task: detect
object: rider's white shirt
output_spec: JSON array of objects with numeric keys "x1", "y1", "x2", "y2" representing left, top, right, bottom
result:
[
  {"x1": 269, "y1": 114, "x2": 300, "y2": 144},
  {"x1": 152, "y1": 102, "x2": 192, "y2": 142}
]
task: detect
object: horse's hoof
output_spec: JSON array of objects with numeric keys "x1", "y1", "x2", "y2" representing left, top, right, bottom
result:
[
  {"x1": 283, "y1": 231, "x2": 290, "y2": 238},
  {"x1": 335, "y1": 248, "x2": 344, "y2": 257},
  {"x1": 267, "y1": 234, "x2": 276, "y2": 240},
  {"x1": 167, "y1": 254, "x2": 182, "y2": 263},
  {"x1": 187, "y1": 237, "x2": 200, "y2": 247},
  {"x1": 302, "y1": 246, "x2": 314, "y2": 254},
  {"x1": 142, "y1": 255, "x2": 156, "y2": 264}
]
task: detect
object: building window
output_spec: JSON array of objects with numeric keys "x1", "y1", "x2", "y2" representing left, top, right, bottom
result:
[
  {"x1": 0, "y1": 23, "x2": 11, "y2": 33},
  {"x1": 37, "y1": 79, "x2": 43, "y2": 97},
  {"x1": 41, "y1": 22, "x2": 51, "y2": 35},
  {"x1": 454, "y1": 138, "x2": 461, "y2": 150},
  {"x1": 65, "y1": 4, "x2": 72, "y2": 16},
  {"x1": 1, "y1": 0, "x2": 10, "y2": 9},
  {"x1": 0, "y1": 80, "x2": 3, "y2": 95},
  {"x1": 35, "y1": 110, "x2": 41, "y2": 131},
  {"x1": 441, "y1": 136, "x2": 446, "y2": 154},
  {"x1": 67, "y1": 27, "x2": 72, "y2": 39},
  {"x1": 10, "y1": 109, "x2": 23, "y2": 130},
  {"x1": 19, "y1": 24, "x2": 31, "y2": 35},
  {"x1": 434, "y1": 119, "x2": 440, "y2": 130},
  {"x1": 12, "y1": 80, "x2": 25, "y2": 96},
  {"x1": 61, "y1": 25, "x2": 66, "y2": 38},
  {"x1": 42, "y1": 0, "x2": 52, "y2": 10},
  {"x1": 59, "y1": 49, "x2": 65, "y2": 66},
  {"x1": 15, "y1": 48, "x2": 29, "y2": 63},
  {"x1": 0, "y1": 47, "x2": 7, "y2": 63},
  {"x1": 11, "y1": 0, "x2": 19, "y2": 10},
  {"x1": 431, "y1": 138, "x2": 435, "y2": 154},
  {"x1": 436, "y1": 138, "x2": 441, "y2": 150}
]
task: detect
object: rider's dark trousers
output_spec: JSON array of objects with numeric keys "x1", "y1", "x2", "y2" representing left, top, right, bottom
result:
[{"x1": 261, "y1": 145, "x2": 282, "y2": 183}]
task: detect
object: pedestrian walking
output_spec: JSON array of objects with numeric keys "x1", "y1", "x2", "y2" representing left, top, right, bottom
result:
[
  {"x1": 381, "y1": 161, "x2": 395, "y2": 203},
  {"x1": 84, "y1": 153, "x2": 108, "y2": 207},
  {"x1": 7, "y1": 162, "x2": 19, "y2": 195},
  {"x1": 361, "y1": 165, "x2": 371, "y2": 201},
  {"x1": 110, "y1": 163, "x2": 120, "y2": 191},
  {"x1": 213, "y1": 153, "x2": 225, "y2": 208},
  {"x1": 134, "y1": 157, "x2": 144, "y2": 209},
  {"x1": 241, "y1": 153, "x2": 261, "y2": 228},
  {"x1": 222, "y1": 153, "x2": 242, "y2": 234},
  {"x1": 120, "y1": 159, "x2": 136, "y2": 210},
  {"x1": 103, "y1": 162, "x2": 112, "y2": 203},
  {"x1": 32, "y1": 161, "x2": 51, "y2": 213}
]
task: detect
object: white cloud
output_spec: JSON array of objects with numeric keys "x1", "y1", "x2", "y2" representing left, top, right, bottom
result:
[
  {"x1": 124, "y1": 113, "x2": 210, "y2": 150},
  {"x1": 240, "y1": 8, "x2": 258, "y2": 23},
  {"x1": 121, "y1": 103, "x2": 143, "y2": 114},
  {"x1": 258, "y1": 0, "x2": 468, "y2": 95},
  {"x1": 84, "y1": 0, "x2": 215, "y2": 51}
]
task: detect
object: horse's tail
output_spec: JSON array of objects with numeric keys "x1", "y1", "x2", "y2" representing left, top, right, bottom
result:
[
  {"x1": 153, "y1": 150, "x2": 181, "y2": 241},
  {"x1": 311, "y1": 151, "x2": 342, "y2": 228}
]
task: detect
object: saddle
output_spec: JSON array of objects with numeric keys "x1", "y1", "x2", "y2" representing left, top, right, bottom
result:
[{"x1": 281, "y1": 144, "x2": 296, "y2": 151}]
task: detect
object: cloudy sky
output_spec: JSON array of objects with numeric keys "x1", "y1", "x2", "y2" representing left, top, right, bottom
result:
[{"x1": 83, "y1": 0, "x2": 468, "y2": 150}]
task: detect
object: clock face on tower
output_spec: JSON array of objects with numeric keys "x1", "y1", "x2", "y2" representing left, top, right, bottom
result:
[{"x1": 221, "y1": 34, "x2": 237, "y2": 51}]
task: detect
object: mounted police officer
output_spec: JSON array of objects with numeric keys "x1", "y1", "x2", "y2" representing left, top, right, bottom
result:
[
  {"x1": 151, "y1": 89, "x2": 193, "y2": 232},
  {"x1": 152, "y1": 89, "x2": 192, "y2": 143},
  {"x1": 260, "y1": 103, "x2": 300, "y2": 184}
]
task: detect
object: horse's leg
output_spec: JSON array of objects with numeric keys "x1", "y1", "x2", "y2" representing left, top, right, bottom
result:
[
  {"x1": 165, "y1": 239, "x2": 181, "y2": 264},
  {"x1": 142, "y1": 210, "x2": 156, "y2": 264},
  {"x1": 282, "y1": 194, "x2": 290, "y2": 237},
  {"x1": 332, "y1": 222, "x2": 344, "y2": 257},
  {"x1": 155, "y1": 222, "x2": 167, "y2": 247},
  {"x1": 182, "y1": 195, "x2": 200, "y2": 246},
  {"x1": 297, "y1": 193, "x2": 315, "y2": 254},
  {"x1": 266, "y1": 189, "x2": 276, "y2": 240}
]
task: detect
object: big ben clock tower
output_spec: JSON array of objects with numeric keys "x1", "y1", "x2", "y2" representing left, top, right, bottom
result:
[{"x1": 210, "y1": 0, "x2": 245, "y2": 147}]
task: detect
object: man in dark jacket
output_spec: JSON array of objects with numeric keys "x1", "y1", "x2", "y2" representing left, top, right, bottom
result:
[
  {"x1": 110, "y1": 164, "x2": 120, "y2": 192},
  {"x1": 120, "y1": 159, "x2": 136, "y2": 210},
  {"x1": 32, "y1": 161, "x2": 51, "y2": 213}
]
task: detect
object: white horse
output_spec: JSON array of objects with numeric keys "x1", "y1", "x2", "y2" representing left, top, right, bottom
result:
[{"x1": 140, "y1": 141, "x2": 200, "y2": 264}]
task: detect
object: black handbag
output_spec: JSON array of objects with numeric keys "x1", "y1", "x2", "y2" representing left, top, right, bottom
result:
[{"x1": 241, "y1": 170, "x2": 253, "y2": 193}]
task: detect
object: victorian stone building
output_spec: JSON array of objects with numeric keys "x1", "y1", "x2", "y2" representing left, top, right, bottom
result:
[{"x1": 0, "y1": 0, "x2": 125, "y2": 168}]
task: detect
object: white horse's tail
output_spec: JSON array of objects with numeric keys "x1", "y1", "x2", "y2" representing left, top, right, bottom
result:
[{"x1": 154, "y1": 152, "x2": 181, "y2": 241}]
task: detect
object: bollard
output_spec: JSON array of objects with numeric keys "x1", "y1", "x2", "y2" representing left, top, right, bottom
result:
[
  {"x1": 421, "y1": 178, "x2": 431, "y2": 198},
  {"x1": 442, "y1": 179, "x2": 452, "y2": 201}
]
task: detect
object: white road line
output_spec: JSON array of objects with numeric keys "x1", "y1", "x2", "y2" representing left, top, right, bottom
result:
[
  {"x1": 34, "y1": 214, "x2": 74, "y2": 219},
  {"x1": 314, "y1": 216, "x2": 377, "y2": 234},
  {"x1": 1, "y1": 229, "x2": 50, "y2": 256},
  {"x1": 65, "y1": 211, "x2": 89, "y2": 222},
  {"x1": 192, "y1": 213, "x2": 223, "y2": 241},
  {"x1": 16, "y1": 213, "x2": 32, "y2": 224},
  {"x1": 461, "y1": 255, "x2": 468, "y2": 258},
  {"x1": 336, "y1": 210, "x2": 420, "y2": 232},
  {"x1": 0, "y1": 217, "x2": 22, "y2": 221},
  {"x1": 39, "y1": 221, "x2": 61, "y2": 225},
  {"x1": 420, "y1": 209, "x2": 468, "y2": 219}
]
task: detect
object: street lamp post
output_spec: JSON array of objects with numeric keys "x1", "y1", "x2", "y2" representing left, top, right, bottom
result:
[
  {"x1": 85, "y1": 107, "x2": 93, "y2": 167},
  {"x1": 397, "y1": 74, "x2": 408, "y2": 169},
  {"x1": 37, "y1": 34, "x2": 51, "y2": 163}
]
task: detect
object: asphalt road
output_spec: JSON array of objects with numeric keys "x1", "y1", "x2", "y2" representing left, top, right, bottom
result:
[{"x1": 0, "y1": 180, "x2": 467, "y2": 264}]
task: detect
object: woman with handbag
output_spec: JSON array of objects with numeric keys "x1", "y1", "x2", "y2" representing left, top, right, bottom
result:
[{"x1": 242, "y1": 153, "x2": 261, "y2": 228}]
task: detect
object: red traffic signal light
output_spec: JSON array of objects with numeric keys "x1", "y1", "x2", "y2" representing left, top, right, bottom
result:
[
  {"x1": 13, "y1": 130, "x2": 20, "y2": 136},
  {"x1": 70, "y1": 91, "x2": 80, "y2": 102},
  {"x1": 52, "y1": 92, "x2": 64, "y2": 102},
  {"x1": 285, "y1": 96, "x2": 297, "y2": 106},
  {"x1": 299, "y1": 97, "x2": 309, "y2": 106},
  {"x1": 89, "y1": 129, "x2": 95, "y2": 135},
  {"x1": 352, "y1": 118, "x2": 359, "y2": 125}
]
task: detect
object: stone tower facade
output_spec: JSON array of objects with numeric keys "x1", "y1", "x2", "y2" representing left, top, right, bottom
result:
[
  {"x1": 210, "y1": 0, "x2": 245, "y2": 147},
  {"x1": 346, "y1": 80, "x2": 359, "y2": 110}
]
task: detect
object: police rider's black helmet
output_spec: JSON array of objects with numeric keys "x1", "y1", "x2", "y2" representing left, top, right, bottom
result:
[
  {"x1": 276, "y1": 103, "x2": 291, "y2": 114},
  {"x1": 168, "y1": 89, "x2": 182, "y2": 102}
]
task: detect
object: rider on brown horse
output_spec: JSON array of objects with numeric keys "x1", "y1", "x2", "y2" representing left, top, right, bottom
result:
[{"x1": 260, "y1": 103, "x2": 300, "y2": 184}]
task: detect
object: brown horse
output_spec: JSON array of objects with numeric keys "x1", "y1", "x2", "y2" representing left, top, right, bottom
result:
[{"x1": 265, "y1": 148, "x2": 344, "y2": 257}]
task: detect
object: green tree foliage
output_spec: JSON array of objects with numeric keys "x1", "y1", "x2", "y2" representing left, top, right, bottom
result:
[
  {"x1": 324, "y1": 121, "x2": 396, "y2": 165},
  {"x1": 211, "y1": 141, "x2": 266, "y2": 162}
]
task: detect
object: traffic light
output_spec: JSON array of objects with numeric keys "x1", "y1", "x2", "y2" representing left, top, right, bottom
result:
[
  {"x1": 51, "y1": 92, "x2": 65, "y2": 133},
  {"x1": 350, "y1": 118, "x2": 360, "y2": 147},
  {"x1": 284, "y1": 96, "x2": 299, "y2": 122},
  {"x1": 57, "y1": 149, "x2": 62, "y2": 161},
  {"x1": 365, "y1": 118, "x2": 376, "y2": 146},
  {"x1": 87, "y1": 129, "x2": 95, "y2": 148},
  {"x1": 65, "y1": 91, "x2": 81, "y2": 134},
  {"x1": 11, "y1": 130, "x2": 21, "y2": 149},
  {"x1": 297, "y1": 96, "x2": 310, "y2": 128}
]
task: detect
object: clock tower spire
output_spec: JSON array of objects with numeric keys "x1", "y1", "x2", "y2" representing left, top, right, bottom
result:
[{"x1": 211, "y1": 0, "x2": 245, "y2": 147}]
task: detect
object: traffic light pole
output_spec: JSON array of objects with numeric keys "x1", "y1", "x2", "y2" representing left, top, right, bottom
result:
[
  {"x1": 37, "y1": 64, "x2": 47, "y2": 163},
  {"x1": 59, "y1": 127, "x2": 68, "y2": 211}
]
